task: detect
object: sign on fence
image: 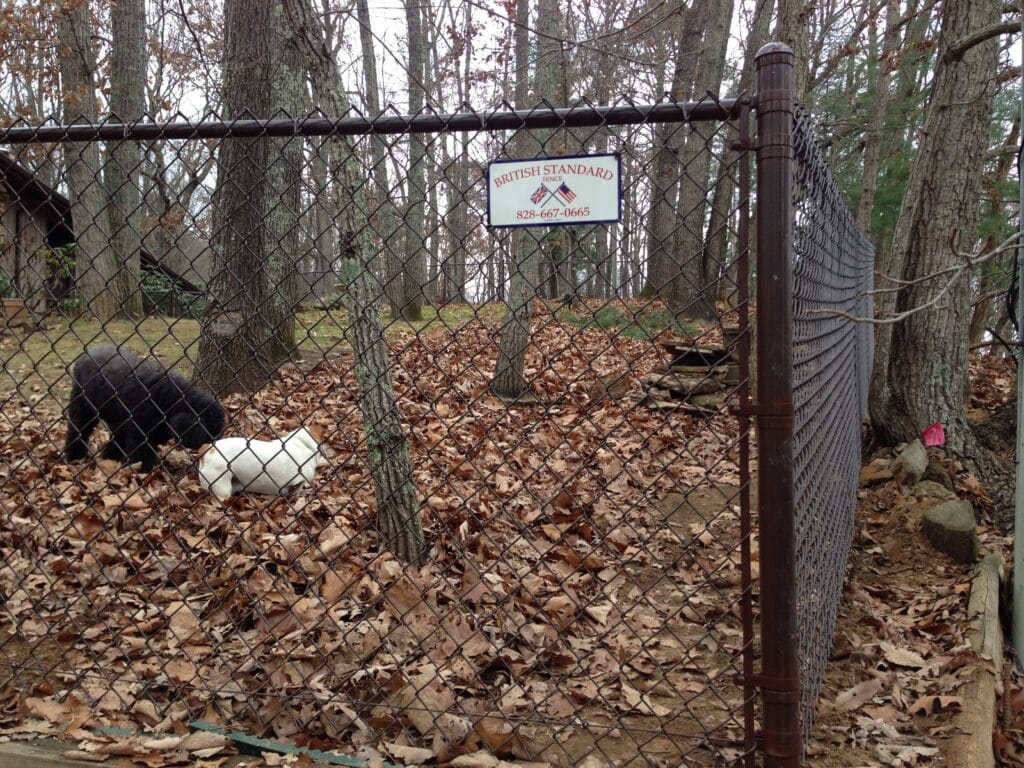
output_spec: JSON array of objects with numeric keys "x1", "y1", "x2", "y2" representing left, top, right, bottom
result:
[{"x1": 486, "y1": 153, "x2": 621, "y2": 228}]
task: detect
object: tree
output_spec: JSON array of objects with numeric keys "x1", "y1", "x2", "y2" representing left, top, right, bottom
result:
[
  {"x1": 775, "y1": 0, "x2": 810, "y2": 100},
  {"x1": 106, "y1": 0, "x2": 146, "y2": 318},
  {"x1": 264, "y1": 7, "x2": 305, "y2": 351},
  {"x1": 195, "y1": 0, "x2": 294, "y2": 394},
  {"x1": 490, "y1": 0, "x2": 541, "y2": 399},
  {"x1": 57, "y1": 0, "x2": 119, "y2": 321},
  {"x1": 707, "y1": 0, "x2": 775, "y2": 308},
  {"x1": 356, "y1": 0, "x2": 402, "y2": 319},
  {"x1": 855, "y1": 0, "x2": 900, "y2": 234},
  {"x1": 641, "y1": 0, "x2": 707, "y2": 305},
  {"x1": 398, "y1": 0, "x2": 428, "y2": 321},
  {"x1": 672, "y1": 0, "x2": 735, "y2": 320},
  {"x1": 868, "y1": 0, "x2": 1010, "y2": 517},
  {"x1": 282, "y1": 0, "x2": 424, "y2": 564}
]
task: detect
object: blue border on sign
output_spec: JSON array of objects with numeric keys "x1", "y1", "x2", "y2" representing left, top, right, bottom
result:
[{"x1": 486, "y1": 152, "x2": 623, "y2": 229}]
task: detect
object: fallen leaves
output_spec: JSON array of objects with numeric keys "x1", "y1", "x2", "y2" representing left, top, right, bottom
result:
[{"x1": 0, "y1": 312, "x2": 752, "y2": 765}]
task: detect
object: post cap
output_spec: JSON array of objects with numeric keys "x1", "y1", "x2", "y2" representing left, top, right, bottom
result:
[{"x1": 755, "y1": 42, "x2": 795, "y2": 60}]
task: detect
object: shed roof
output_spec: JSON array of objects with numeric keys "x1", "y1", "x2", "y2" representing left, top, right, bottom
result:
[{"x1": 0, "y1": 152, "x2": 203, "y2": 294}]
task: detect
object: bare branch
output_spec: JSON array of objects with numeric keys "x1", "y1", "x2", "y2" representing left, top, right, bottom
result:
[
  {"x1": 809, "y1": 232, "x2": 1022, "y2": 324},
  {"x1": 943, "y1": 18, "x2": 1021, "y2": 62}
]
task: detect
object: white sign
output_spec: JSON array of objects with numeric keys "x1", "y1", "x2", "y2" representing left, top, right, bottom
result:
[{"x1": 486, "y1": 153, "x2": 621, "y2": 228}]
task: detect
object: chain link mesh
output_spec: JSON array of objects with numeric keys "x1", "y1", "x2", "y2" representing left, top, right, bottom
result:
[
  {"x1": 790, "y1": 107, "x2": 875, "y2": 741},
  {"x1": 0, "y1": 99, "x2": 759, "y2": 766}
]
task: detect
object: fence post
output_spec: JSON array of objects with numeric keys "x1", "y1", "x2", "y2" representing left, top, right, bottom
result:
[{"x1": 754, "y1": 42, "x2": 800, "y2": 767}]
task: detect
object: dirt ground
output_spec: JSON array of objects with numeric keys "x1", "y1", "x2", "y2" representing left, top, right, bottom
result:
[{"x1": 807, "y1": 354, "x2": 1021, "y2": 768}]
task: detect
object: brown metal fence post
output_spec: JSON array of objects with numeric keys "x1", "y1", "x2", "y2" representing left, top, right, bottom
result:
[{"x1": 754, "y1": 43, "x2": 800, "y2": 767}]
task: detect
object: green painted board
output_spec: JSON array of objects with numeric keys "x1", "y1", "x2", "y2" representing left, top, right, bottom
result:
[{"x1": 189, "y1": 721, "x2": 403, "y2": 768}]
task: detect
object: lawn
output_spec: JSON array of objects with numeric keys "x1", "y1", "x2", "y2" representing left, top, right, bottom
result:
[{"x1": 0, "y1": 302, "x2": 508, "y2": 402}]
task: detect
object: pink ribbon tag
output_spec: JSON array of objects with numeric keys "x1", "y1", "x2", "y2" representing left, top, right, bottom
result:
[{"x1": 922, "y1": 422, "x2": 945, "y2": 447}]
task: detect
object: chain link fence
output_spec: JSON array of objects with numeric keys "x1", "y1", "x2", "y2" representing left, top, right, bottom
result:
[
  {"x1": 0, "y1": 97, "x2": 761, "y2": 766},
  {"x1": 790, "y1": 107, "x2": 875, "y2": 743}
]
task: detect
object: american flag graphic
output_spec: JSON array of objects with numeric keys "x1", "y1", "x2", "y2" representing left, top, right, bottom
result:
[
  {"x1": 555, "y1": 182, "x2": 576, "y2": 203},
  {"x1": 530, "y1": 184, "x2": 550, "y2": 204}
]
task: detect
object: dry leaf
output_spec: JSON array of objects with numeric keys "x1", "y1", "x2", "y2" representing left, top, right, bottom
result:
[
  {"x1": 450, "y1": 751, "x2": 500, "y2": 767},
  {"x1": 908, "y1": 694, "x2": 962, "y2": 716},
  {"x1": 879, "y1": 641, "x2": 925, "y2": 669},
  {"x1": 835, "y1": 678, "x2": 883, "y2": 712},
  {"x1": 384, "y1": 742, "x2": 434, "y2": 764}
]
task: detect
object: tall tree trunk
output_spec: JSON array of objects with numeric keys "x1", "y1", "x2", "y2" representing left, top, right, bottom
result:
[
  {"x1": 708, "y1": 0, "x2": 774, "y2": 309},
  {"x1": 775, "y1": 0, "x2": 810, "y2": 100},
  {"x1": 106, "y1": 0, "x2": 145, "y2": 318},
  {"x1": 671, "y1": 0, "x2": 733, "y2": 320},
  {"x1": 856, "y1": 0, "x2": 899, "y2": 233},
  {"x1": 196, "y1": 0, "x2": 281, "y2": 394},
  {"x1": 282, "y1": 0, "x2": 424, "y2": 564},
  {"x1": 642, "y1": 0, "x2": 706, "y2": 299},
  {"x1": 264, "y1": 7, "x2": 306, "y2": 354},
  {"x1": 447, "y1": 0, "x2": 472, "y2": 303},
  {"x1": 57, "y1": 0, "x2": 119, "y2": 322},
  {"x1": 490, "y1": 0, "x2": 539, "y2": 399},
  {"x1": 869, "y1": 0, "x2": 1009, "y2": 519},
  {"x1": 356, "y1": 0, "x2": 402, "y2": 319},
  {"x1": 310, "y1": 140, "x2": 336, "y2": 299},
  {"x1": 399, "y1": 0, "x2": 427, "y2": 321},
  {"x1": 967, "y1": 118, "x2": 1019, "y2": 347}
]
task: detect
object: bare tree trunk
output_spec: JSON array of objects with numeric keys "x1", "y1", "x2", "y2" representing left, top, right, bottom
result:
[
  {"x1": 642, "y1": 1, "x2": 706, "y2": 299},
  {"x1": 449, "y1": 2, "x2": 472, "y2": 303},
  {"x1": 106, "y1": 0, "x2": 145, "y2": 317},
  {"x1": 398, "y1": 0, "x2": 428, "y2": 321},
  {"x1": 671, "y1": 0, "x2": 733, "y2": 320},
  {"x1": 196, "y1": 0, "x2": 284, "y2": 394},
  {"x1": 869, "y1": 0, "x2": 1009, "y2": 520},
  {"x1": 57, "y1": 0, "x2": 119, "y2": 322},
  {"x1": 708, "y1": 0, "x2": 774, "y2": 309},
  {"x1": 491, "y1": 0, "x2": 537, "y2": 399},
  {"x1": 356, "y1": 0, "x2": 402, "y2": 319},
  {"x1": 310, "y1": 142, "x2": 336, "y2": 299},
  {"x1": 283, "y1": 0, "x2": 424, "y2": 564},
  {"x1": 967, "y1": 118, "x2": 1019, "y2": 347},
  {"x1": 775, "y1": 0, "x2": 810, "y2": 100},
  {"x1": 856, "y1": 0, "x2": 899, "y2": 232},
  {"x1": 264, "y1": 6, "x2": 305, "y2": 353}
]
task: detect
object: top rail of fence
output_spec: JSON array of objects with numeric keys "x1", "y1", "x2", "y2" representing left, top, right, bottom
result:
[{"x1": 0, "y1": 98, "x2": 746, "y2": 143}]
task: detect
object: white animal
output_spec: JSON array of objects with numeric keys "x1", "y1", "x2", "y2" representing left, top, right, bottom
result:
[{"x1": 197, "y1": 425, "x2": 325, "y2": 500}]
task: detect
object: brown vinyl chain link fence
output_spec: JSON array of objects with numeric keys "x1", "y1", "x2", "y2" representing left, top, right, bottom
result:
[
  {"x1": 0, "y1": 44, "x2": 869, "y2": 767},
  {"x1": 790, "y1": 106, "x2": 875, "y2": 744},
  {"x1": 0, "y1": 95, "x2": 758, "y2": 768}
]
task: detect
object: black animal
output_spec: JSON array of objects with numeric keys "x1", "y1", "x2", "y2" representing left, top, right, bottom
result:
[
  {"x1": 64, "y1": 344, "x2": 225, "y2": 472},
  {"x1": 558, "y1": 292, "x2": 582, "y2": 308}
]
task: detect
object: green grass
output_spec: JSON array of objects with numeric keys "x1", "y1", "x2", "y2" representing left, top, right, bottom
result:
[
  {"x1": 0, "y1": 302, "x2": 510, "y2": 400},
  {"x1": 562, "y1": 305, "x2": 699, "y2": 339}
]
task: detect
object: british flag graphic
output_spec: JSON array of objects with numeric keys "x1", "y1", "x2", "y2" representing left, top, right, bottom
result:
[
  {"x1": 555, "y1": 182, "x2": 576, "y2": 203},
  {"x1": 530, "y1": 184, "x2": 550, "y2": 204}
]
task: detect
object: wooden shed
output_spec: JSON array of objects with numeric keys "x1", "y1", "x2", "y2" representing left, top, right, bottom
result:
[
  {"x1": 0, "y1": 153, "x2": 75, "y2": 311},
  {"x1": 0, "y1": 153, "x2": 202, "y2": 313}
]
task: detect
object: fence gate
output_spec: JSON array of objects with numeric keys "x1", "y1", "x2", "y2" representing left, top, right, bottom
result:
[{"x1": 0, "y1": 43, "x2": 870, "y2": 768}]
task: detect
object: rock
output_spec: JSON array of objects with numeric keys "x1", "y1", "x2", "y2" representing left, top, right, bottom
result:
[
  {"x1": 924, "y1": 454, "x2": 955, "y2": 491},
  {"x1": 689, "y1": 394, "x2": 724, "y2": 410},
  {"x1": 859, "y1": 458, "x2": 894, "y2": 487},
  {"x1": 590, "y1": 372, "x2": 632, "y2": 402},
  {"x1": 893, "y1": 439, "x2": 928, "y2": 486},
  {"x1": 641, "y1": 372, "x2": 725, "y2": 395},
  {"x1": 912, "y1": 480, "x2": 957, "y2": 501},
  {"x1": 922, "y1": 500, "x2": 978, "y2": 564}
]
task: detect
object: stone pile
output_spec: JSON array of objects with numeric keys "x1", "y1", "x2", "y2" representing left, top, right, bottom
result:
[{"x1": 643, "y1": 330, "x2": 741, "y2": 415}]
